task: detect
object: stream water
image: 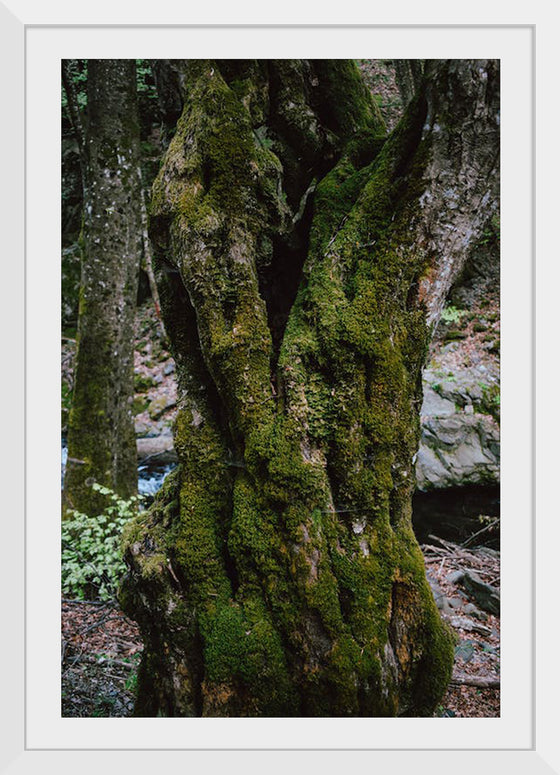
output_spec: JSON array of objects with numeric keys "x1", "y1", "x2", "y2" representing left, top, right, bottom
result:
[{"x1": 61, "y1": 442, "x2": 175, "y2": 499}]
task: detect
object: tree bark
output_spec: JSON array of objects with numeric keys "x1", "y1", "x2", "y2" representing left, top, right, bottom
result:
[
  {"x1": 139, "y1": 182, "x2": 167, "y2": 340},
  {"x1": 120, "y1": 59, "x2": 499, "y2": 717},
  {"x1": 394, "y1": 59, "x2": 424, "y2": 106},
  {"x1": 63, "y1": 60, "x2": 143, "y2": 516}
]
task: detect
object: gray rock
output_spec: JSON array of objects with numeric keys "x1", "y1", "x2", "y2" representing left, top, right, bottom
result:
[
  {"x1": 448, "y1": 616, "x2": 492, "y2": 636},
  {"x1": 416, "y1": 412, "x2": 499, "y2": 490},
  {"x1": 420, "y1": 386, "x2": 456, "y2": 418},
  {"x1": 134, "y1": 417, "x2": 157, "y2": 437},
  {"x1": 454, "y1": 639, "x2": 475, "y2": 662},
  {"x1": 427, "y1": 578, "x2": 452, "y2": 615},
  {"x1": 417, "y1": 363, "x2": 499, "y2": 490},
  {"x1": 136, "y1": 435, "x2": 178, "y2": 464},
  {"x1": 148, "y1": 393, "x2": 177, "y2": 420},
  {"x1": 463, "y1": 602, "x2": 488, "y2": 621},
  {"x1": 446, "y1": 570, "x2": 465, "y2": 585},
  {"x1": 457, "y1": 570, "x2": 500, "y2": 616}
]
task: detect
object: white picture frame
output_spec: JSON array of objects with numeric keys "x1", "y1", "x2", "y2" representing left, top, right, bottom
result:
[{"x1": 2, "y1": 1, "x2": 553, "y2": 772}]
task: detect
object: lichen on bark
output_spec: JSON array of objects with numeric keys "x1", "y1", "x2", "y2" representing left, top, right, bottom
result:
[
  {"x1": 121, "y1": 59, "x2": 499, "y2": 717},
  {"x1": 63, "y1": 60, "x2": 143, "y2": 517}
]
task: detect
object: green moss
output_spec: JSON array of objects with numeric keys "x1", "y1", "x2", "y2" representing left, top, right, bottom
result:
[
  {"x1": 477, "y1": 382, "x2": 500, "y2": 422},
  {"x1": 126, "y1": 62, "x2": 454, "y2": 718},
  {"x1": 311, "y1": 60, "x2": 386, "y2": 138},
  {"x1": 271, "y1": 83, "x2": 452, "y2": 715},
  {"x1": 444, "y1": 329, "x2": 467, "y2": 342},
  {"x1": 228, "y1": 472, "x2": 284, "y2": 579},
  {"x1": 203, "y1": 595, "x2": 296, "y2": 714},
  {"x1": 134, "y1": 373, "x2": 156, "y2": 392},
  {"x1": 131, "y1": 397, "x2": 149, "y2": 416}
]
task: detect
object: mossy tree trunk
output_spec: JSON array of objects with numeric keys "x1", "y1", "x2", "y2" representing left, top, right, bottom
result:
[
  {"x1": 121, "y1": 59, "x2": 499, "y2": 717},
  {"x1": 63, "y1": 60, "x2": 143, "y2": 516}
]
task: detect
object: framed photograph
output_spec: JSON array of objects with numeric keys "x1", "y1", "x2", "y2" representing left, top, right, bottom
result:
[{"x1": 2, "y1": 1, "x2": 552, "y2": 772}]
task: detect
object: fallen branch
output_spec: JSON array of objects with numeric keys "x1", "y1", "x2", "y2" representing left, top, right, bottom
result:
[
  {"x1": 62, "y1": 598, "x2": 112, "y2": 607},
  {"x1": 78, "y1": 654, "x2": 137, "y2": 671},
  {"x1": 428, "y1": 534, "x2": 458, "y2": 551},
  {"x1": 450, "y1": 673, "x2": 500, "y2": 689},
  {"x1": 462, "y1": 518, "x2": 499, "y2": 548},
  {"x1": 80, "y1": 613, "x2": 121, "y2": 636},
  {"x1": 421, "y1": 544, "x2": 448, "y2": 555}
]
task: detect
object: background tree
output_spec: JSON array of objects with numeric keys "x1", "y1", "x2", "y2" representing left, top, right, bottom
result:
[
  {"x1": 120, "y1": 59, "x2": 499, "y2": 717},
  {"x1": 393, "y1": 59, "x2": 424, "y2": 106},
  {"x1": 62, "y1": 60, "x2": 143, "y2": 516}
]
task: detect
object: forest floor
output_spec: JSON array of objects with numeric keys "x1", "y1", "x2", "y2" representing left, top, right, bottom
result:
[
  {"x1": 61, "y1": 533, "x2": 500, "y2": 718},
  {"x1": 357, "y1": 59, "x2": 404, "y2": 131}
]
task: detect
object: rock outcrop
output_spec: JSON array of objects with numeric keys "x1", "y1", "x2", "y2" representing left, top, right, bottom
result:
[{"x1": 416, "y1": 356, "x2": 500, "y2": 490}]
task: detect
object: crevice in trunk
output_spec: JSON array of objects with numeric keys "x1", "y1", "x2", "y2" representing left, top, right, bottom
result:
[
  {"x1": 258, "y1": 190, "x2": 316, "y2": 368},
  {"x1": 156, "y1": 259, "x2": 237, "y2": 455},
  {"x1": 222, "y1": 533, "x2": 240, "y2": 596}
]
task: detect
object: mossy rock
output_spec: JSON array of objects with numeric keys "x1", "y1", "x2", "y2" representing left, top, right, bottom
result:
[
  {"x1": 134, "y1": 373, "x2": 156, "y2": 392},
  {"x1": 132, "y1": 397, "x2": 150, "y2": 416},
  {"x1": 147, "y1": 394, "x2": 174, "y2": 419},
  {"x1": 444, "y1": 330, "x2": 467, "y2": 342}
]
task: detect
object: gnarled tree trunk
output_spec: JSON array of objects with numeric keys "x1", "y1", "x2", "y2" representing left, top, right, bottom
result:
[
  {"x1": 120, "y1": 59, "x2": 499, "y2": 717},
  {"x1": 63, "y1": 60, "x2": 143, "y2": 516}
]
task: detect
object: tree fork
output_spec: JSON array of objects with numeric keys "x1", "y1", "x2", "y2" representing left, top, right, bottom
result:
[{"x1": 121, "y1": 59, "x2": 499, "y2": 717}]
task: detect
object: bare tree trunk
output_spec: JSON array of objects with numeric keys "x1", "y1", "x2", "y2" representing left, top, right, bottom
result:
[
  {"x1": 63, "y1": 60, "x2": 143, "y2": 517},
  {"x1": 394, "y1": 59, "x2": 424, "y2": 106},
  {"x1": 120, "y1": 59, "x2": 499, "y2": 717},
  {"x1": 139, "y1": 182, "x2": 167, "y2": 340}
]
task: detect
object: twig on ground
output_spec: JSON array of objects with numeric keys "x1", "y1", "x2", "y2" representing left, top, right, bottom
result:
[
  {"x1": 79, "y1": 654, "x2": 136, "y2": 671},
  {"x1": 62, "y1": 598, "x2": 112, "y2": 607}
]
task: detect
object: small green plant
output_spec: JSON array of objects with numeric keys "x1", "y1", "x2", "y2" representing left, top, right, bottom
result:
[
  {"x1": 61, "y1": 381, "x2": 73, "y2": 412},
  {"x1": 62, "y1": 484, "x2": 141, "y2": 601},
  {"x1": 123, "y1": 654, "x2": 142, "y2": 693},
  {"x1": 440, "y1": 305, "x2": 466, "y2": 325},
  {"x1": 478, "y1": 213, "x2": 500, "y2": 246},
  {"x1": 136, "y1": 59, "x2": 158, "y2": 101}
]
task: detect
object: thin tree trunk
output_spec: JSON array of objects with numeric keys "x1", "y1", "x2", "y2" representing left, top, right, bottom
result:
[
  {"x1": 394, "y1": 59, "x2": 424, "y2": 106},
  {"x1": 63, "y1": 60, "x2": 143, "y2": 517},
  {"x1": 139, "y1": 181, "x2": 167, "y2": 340}
]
